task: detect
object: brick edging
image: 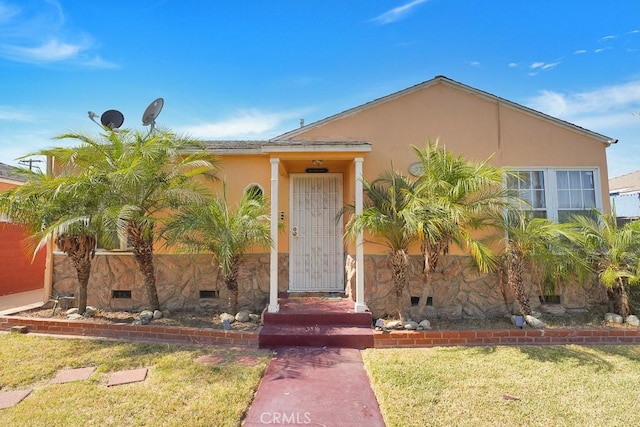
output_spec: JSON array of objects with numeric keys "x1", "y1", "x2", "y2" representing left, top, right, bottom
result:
[
  {"x1": 374, "y1": 328, "x2": 640, "y2": 347},
  {"x1": 0, "y1": 315, "x2": 259, "y2": 347}
]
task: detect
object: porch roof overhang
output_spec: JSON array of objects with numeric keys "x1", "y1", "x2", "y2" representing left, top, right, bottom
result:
[{"x1": 202, "y1": 140, "x2": 372, "y2": 155}]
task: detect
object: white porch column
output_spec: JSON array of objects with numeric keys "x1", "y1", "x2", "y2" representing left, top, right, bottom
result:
[
  {"x1": 268, "y1": 158, "x2": 280, "y2": 313},
  {"x1": 354, "y1": 157, "x2": 367, "y2": 313}
]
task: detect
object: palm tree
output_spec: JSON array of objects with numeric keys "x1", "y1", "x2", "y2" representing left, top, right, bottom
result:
[
  {"x1": 498, "y1": 211, "x2": 591, "y2": 319},
  {"x1": 162, "y1": 182, "x2": 272, "y2": 314},
  {"x1": 46, "y1": 129, "x2": 219, "y2": 311},
  {"x1": 407, "y1": 141, "x2": 512, "y2": 316},
  {"x1": 344, "y1": 169, "x2": 417, "y2": 321},
  {"x1": 0, "y1": 172, "x2": 113, "y2": 314},
  {"x1": 570, "y1": 212, "x2": 640, "y2": 317}
]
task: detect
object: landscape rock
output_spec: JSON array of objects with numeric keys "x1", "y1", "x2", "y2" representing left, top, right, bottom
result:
[
  {"x1": 140, "y1": 310, "x2": 154, "y2": 324},
  {"x1": 419, "y1": 319, "x2": 432, "y2": 330},
  {"x1": 511, "y1": 315, "x2": 525, "y2": 328},
  {"x1": 84, "y1": 306, "x2": 98, "y2": 317},
  {"x1": 604, "y1": 313, "x2": 624, "y2": 324},
  {"x1": 235, "y1": 310, "x2": 251, "y2": 322},
  {"x1": 524, "y1": 315, "x2": 545, "y2": 329},
  {"x1": 385, "y1": 320, "x2": 402, "y2": 330},
  {"x1": 67, "y1": 313, "x2": 83, "y2": 320},
  {"x1": 220, "y1": 313, "x2": 236, "y2": 324},
  {"x1": 66, "y1": 308, "x2": 79, "y2": 316},
  {"x1": 403, "y1": 321, "x2": 419, "y2": 330},
  {"x1": 153, "y1": 310, "x2": 163, "y2": 320},
  {"x1": 249, "y1": 313, "x2": 261, "y2": 323},
  {"x1": 625, "y1": 315, "x2": 640, "y2": 326}
]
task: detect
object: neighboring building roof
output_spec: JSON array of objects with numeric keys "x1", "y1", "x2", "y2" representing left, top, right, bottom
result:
[
  {"x1": 609, "y1": 170, "x2": 640, "y2": 196},
  {"x1": 202, "y1": 140, "x2": 371, "y2": 155},
  {"x1": 272, "y1": 75, "x2": 617, "y2": 146},
  {"x1": 0, "y1": 162, "x2": 26, "y2": 184}
]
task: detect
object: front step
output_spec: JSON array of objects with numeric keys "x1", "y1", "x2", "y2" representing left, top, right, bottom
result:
[
  {"x1": 259, "y1": 324, "x2": 374, "y2": 349},
  {"x1": 259, "y1": 297, "x2": 374, "y2": 349}
]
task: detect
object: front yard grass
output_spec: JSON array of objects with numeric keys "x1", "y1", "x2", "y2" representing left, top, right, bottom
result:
[
  {"x1": 363, "y1": 345, "x2": 640, "y2": 427},
  {"x1": 0, "y1": 333, "x2": 269, "y2": 426}
]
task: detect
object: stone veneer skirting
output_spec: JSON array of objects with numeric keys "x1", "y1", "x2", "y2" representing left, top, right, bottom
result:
[{"x1": 51, "y1": 252, "x2": 608, "y2": 319}]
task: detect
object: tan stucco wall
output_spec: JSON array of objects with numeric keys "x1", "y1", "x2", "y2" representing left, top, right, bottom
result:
[{"x1": 289, "y1": 82, "x2": 610, "y2": 213}]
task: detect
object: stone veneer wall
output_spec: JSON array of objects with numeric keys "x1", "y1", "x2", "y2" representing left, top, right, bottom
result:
[
  {"x1": 52, "y1": 252, "x2": 289, "y2": 312},
  {"x1": 360, "y1": 254, "x2": 607, "y2": 319},
  {"x1": 52, "y1": 252, "x2": 607, "y2": 318}
]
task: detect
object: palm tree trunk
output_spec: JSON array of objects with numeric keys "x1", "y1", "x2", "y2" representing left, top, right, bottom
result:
[
  {"x1": 127, "y1": 223, "x2": 160, "y2": 311},
  {"x1": 607, "y1": 278, "x2": 630, "y2": 318},
  {"x1": 417, "y1": 242, "x2": 440, "y2": 316},
  {"x1": 390, "y1": 249, "x2": 409, "y2": 321},
  {"x1": 56, "y1": 233, "x2": 95, "y2": 314},
  {"x1": 506, "y1": 247, "x2": 532, "y2": 316},
  {"x1": 224, "y1": 258, "x2": 240, "y2": 314}
]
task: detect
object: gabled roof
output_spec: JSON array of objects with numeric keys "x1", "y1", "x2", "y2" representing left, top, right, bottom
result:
[
  {"x1": 609, "y1": 170, "x2": 640, "y2": 196},
  {"x1": 272, "y1": 75, "x2": 617, "y2": 146},
  {"x1": 0, "y1": 162, "x2": 26, "y2": 184}
]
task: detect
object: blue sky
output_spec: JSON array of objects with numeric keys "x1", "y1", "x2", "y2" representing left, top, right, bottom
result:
[{"x1": 1, "y1": 0, "x2": 640, "y2": 178}]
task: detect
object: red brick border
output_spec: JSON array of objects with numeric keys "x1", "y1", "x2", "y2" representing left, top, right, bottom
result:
[
  {"x1": 0, "y1": 315, "x2": 259, "y2": 347},
  {"x1": 374, "y1": 328, "x2": 640, "y2": 348},
  {"x1": 3, "y1": 315, "x2": 639, "y2": 348}
]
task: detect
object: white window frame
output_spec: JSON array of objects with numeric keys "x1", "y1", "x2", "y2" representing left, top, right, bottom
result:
[{"x1": 507, "y1": 167, "x2": 603, "y2": 222}]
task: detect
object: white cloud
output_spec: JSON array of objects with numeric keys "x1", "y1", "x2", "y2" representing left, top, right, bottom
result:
[
  {"x1": 508, "y1": 62, "x2": 518, "y2": 68},
  {"x1": 0, "y1": 106, "x2": 34, "y2": 121},
  {"x1": 0, "y1": 1, "x2": 115, "y2": 67},
  {"x1": 370, "y1": 0, "x2": 428, "y2": 25},
  {"x1": 599, "y1": 35, "x2": 617, "y2": 42},
  {"x1": 467, "y1": 61, "x2": 481, "y2": 68},
  {"x1": 181, "y1": 109, "x2": 304, "y2": 139},
  {"x1": 573, "y1": 49, "x2": 587, "y2": 55},
  {"x1": 527, "y1": 80, "x2": 640, "y2": 125},
  {"x1": 530, "y1": 61, "x2": 560, "y2": 71}
]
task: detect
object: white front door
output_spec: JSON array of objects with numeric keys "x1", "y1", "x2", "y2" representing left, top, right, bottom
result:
[{"x1": 289, "y1": 174, "x2": 344, "y2": 292}]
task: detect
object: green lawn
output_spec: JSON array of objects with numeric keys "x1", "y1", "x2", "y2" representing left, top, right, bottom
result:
[
  {"x1": 0, "y1": 333, "x2": 269, "y2": 427},
  {"x1": 362, "y1": 345, "x2": 640, "y2": 427}
]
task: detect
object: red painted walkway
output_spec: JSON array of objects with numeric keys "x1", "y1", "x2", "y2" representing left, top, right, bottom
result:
[{"x1": 243, "y1": 347, "x2": 385, "y2": 426}]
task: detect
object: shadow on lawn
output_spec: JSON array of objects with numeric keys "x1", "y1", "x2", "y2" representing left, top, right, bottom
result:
[{"x1": 517, "y1": 346, "x2": 615, "y2": 371}]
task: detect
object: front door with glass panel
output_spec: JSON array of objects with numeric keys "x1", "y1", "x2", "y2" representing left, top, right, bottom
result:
[{"x1": 289, "y1": 174, "x2": 344, "y2": 292}]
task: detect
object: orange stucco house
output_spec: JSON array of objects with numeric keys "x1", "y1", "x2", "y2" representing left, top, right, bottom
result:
[{"x1": 51, "y1": 76, "x2": 614, "y2": 318}]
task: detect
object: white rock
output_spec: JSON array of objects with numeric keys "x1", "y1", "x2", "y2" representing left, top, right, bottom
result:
[
  {"x1": 67, "y1": 313, "x2": 83, "y2": 320},
  {"x1": 235, "y1": 310, "x2": 251, "y2": 322},
  {"x1": 385, "y1": 320, "x2": 402, "y2": 330},
  {"x1": 605, "y1": 313, "x2": 624, "y2": 324},
  {"x1": 140, "y1": 310, "x2": 154, "y2": 324},
  {"x1": 249, "y1": 313, "x2": 261, "y2": 323},
  {"x1": 403, "y1": 321, "x2": 419, "y2": 330},
  {"x1": 625, "y1": 315, "x2": 640, "y2": 326},
  {"x1": 419, "y1": 319, "x2": 432, "y2": 330},
  {"x1": 524, "y1": 315, "x2": 545, "y2": 329},
  {"x1": 220, "y1": 313, "x2": 236, "y2": 323},
  {"x1": 153, "y1": 310, "x2": 163, "y2": 319},
  {"x1": 84, "y1": 307, "x2": 97, "y2": 317},
  {"x1": 66, "y1": 308, "x2": 79, "y2": 315}
]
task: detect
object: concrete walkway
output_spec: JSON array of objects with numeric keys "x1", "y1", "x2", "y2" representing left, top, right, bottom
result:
[
  {"x1": 0, "y1": 289, "x2": 44, "y2": 315},
  {"x1": 243, "y1": 347, "x2": 385, "y2": 427}
]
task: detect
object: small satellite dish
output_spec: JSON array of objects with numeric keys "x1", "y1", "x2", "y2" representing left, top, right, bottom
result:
[
  {"x1": 100, "y1": 109, "x2": 125, "y2": 130},
  {"x1": 142, "y1": 98, "x2": 164, "y2": 132}
]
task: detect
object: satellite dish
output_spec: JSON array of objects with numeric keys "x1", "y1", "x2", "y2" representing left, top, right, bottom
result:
[
  {"x1": 100, "y1": 109, "x2": 124, "y2": 130},
  {"x1": 142, "y1": 98, "x2": 164, "y2": 132}
]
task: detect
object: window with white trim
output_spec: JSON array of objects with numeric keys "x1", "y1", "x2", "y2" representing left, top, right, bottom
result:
[{"x1": 508, "y1": 168, "x2": 601, "y2": 222}]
